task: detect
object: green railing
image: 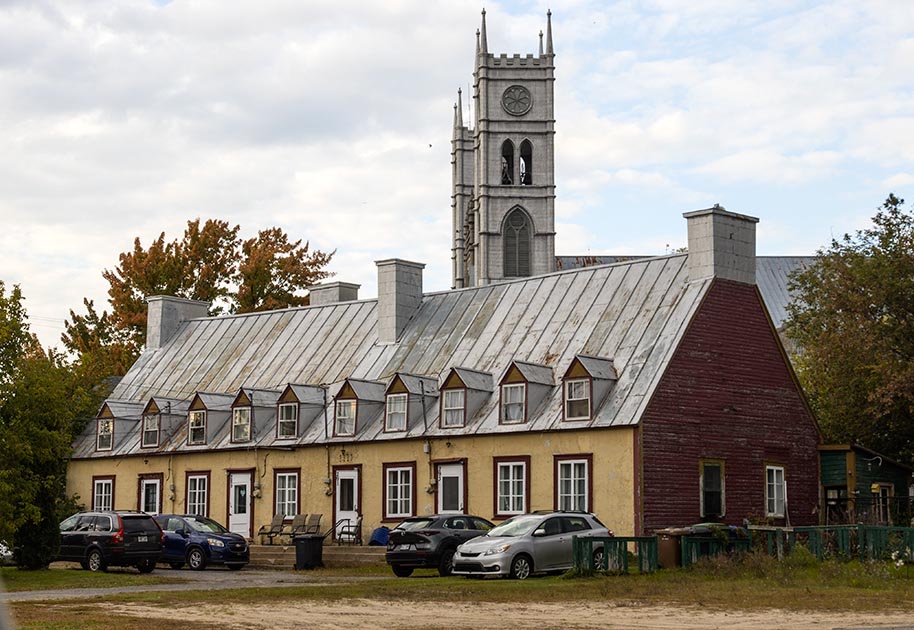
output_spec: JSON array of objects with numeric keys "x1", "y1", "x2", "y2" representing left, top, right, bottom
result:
[
  {"x1": 754, "y1": 525, "x2": 914, "y2": 562},
  {"x1": 680, "y1": 535, "x2": 752, "y2": 567},
  {"x1": 572, "y1": 536, "x2": 658, "y2": 574}
]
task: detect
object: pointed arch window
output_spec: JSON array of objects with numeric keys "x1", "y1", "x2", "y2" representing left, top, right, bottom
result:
[
  {"x1": 501, "y1": 140, "x2": 514, "y2": 185},
  {"x1": 503, "y1": 208, "x2": 532, "y2": 277},
  {"x1": 520, "y1": 140, "x2": 533, "y2": 185}
]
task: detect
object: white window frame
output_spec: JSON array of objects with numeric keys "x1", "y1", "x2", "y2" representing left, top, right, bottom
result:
[
  {"x1": 277, "y1": 403, "x2": 298, "y2": 439},
  {"x1": 187, "y1": 474, "x2": 208, "y2": 516},
  {"x1": 141, "y1": 414, "x2": 159, "y2": 448},
  {"x1": 232, "y1": 407, "x2": 251, "y2": 442},
  {"x1": 558, "y1": 458, "x2": 589, "y2": 512},
  {"x1": 385, "y1": 466, "x2": 413, "y2": 519},
  {"x1": 497, "y1": 461, "x2": 527, "y2": 516},
  {"x1": 564, "y1": 379, "x2": 591, "y2": 420},
  {"x1": 188, "y1": 410, "x2": 206, "y2": 445},
  {"x1": 140, "y1": 478, "x2": 161, "y2": 515},
  {"x1": 335, "y1": 400, "x2": 356, "y2": 436},
  {"x1": 501, "y1": 383, "x2": 526, "y2": 424},
  {"x1": 385, "y1": 393, "x2": 408, "y2": 432},
  {"x1": 275, "y1": 472, "x2": 299, "y2": 517},
  {"x1": 442, "y1": 389, "x2": 466, "y2": 428},
  {"x1": 97, "y1": 419, "x2": 113, "y2": 451},
  {"x1": 93, "y1": 478, "x2": 113, "y2": 511},
  {"x1": 766, "y1": 465, "x2": 786, "y2": 518}
]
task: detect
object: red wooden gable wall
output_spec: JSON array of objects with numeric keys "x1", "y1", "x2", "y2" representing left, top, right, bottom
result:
[{"x1": 638, "y1": 278, "x2": 820, "y2": 533}]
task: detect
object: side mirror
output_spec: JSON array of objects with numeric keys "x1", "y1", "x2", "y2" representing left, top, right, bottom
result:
[
  {"x1": 533, "y1": 528, "x2": 546, "y2": 537},
  {"x1": 178, "y1": 528, "x2": 189, "y2": 538}
]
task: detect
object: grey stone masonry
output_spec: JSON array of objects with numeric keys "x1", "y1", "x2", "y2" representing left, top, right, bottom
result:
[
  {"x1": 683, "y1": 205, "x2": 759, "y2": 285},
  {"x1": 146, "y1": 295, "x2": 210, "y2": 350},
  {"x1": 308, "y1": 282, "x2": 360, "y2": 306},
  {"x1": 376, "y1": 259, "x2": 425, "y2": 344}
]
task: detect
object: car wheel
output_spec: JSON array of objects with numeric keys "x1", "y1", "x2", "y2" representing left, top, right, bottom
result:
[
  {"x1": 226, "y1": 564, "x2": 245, "y2": 571},
  {"x1": 592, "y1": 548, "x2": 605, "y2": 571},
  {"x1": 136, "y1": 559, "x2": 156, "y2": 574},
  {"x1": 509, "y1": 554, "x2": 532, "y2": 580},
  {"x1": 391, "y1": 564, "x2": 414, "y2": 577},
  {"x1": 187, "y1": 548, "x2": 207, "y2": 571},
  {"x1": 169, "y1": 562, "x2": 184, "y2": 570},
  {"x1": 86, "y1": 549, "x2": 106, "y2": 573},
  {"x1": 437, "y1": 549, "x2": 456, "y2": 577}
]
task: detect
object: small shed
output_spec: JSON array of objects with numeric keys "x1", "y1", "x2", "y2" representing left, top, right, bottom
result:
[{"x1": 819, "y1": 444, "x2": 914, "y2": 526}]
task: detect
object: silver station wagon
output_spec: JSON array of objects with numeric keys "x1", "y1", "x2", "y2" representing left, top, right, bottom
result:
[{"x1": 452, "y1": 511, "x2": 612, "y2": 579}]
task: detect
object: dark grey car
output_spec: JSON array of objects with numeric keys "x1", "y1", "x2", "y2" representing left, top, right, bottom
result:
[
  {"x1": 58, "y1": 511, "x2": 163, "y2": 573},
  {"x1": 386, "y1": 514, "x2": 494, "y2": 576},
  {"x1": 452, "y1": 511, "x2": 612, "y2": 579}
]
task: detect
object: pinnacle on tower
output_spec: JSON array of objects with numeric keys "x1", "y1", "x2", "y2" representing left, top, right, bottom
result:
[
  {"x1": 539, "y1": 30, "x2": 544, "y2": 56},
  {"x1": 479, "y1": 9, "x2": 488, "y2": 54},
  {"x1": 546, "y1": 9, "x2": 554, "y2": 55},
  {"x1": 457, "y1": 88, "x2": 464, "y2": 128}
]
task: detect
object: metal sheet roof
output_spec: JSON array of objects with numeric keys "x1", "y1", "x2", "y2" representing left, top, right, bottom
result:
[
  {"x1": 756, "y1": 256, "x2": 814, "y2": 328},
  {"x1": 78, "y1": 254, "x2": 714, "y2": 458}
]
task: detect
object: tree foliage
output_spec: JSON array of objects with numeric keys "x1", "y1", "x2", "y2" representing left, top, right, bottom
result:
[
  {"x1": 63, "y1": 219, "x2": 333, "y2": 360},
  {"x1": 0, "y1": 282, "x2": 99, "y2": 568},
  {"x1": 785, "y1": 194, "x2": 914, "y2": 464}
]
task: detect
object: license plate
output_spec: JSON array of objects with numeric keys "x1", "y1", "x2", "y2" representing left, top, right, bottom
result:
[
  {"x1": 138, "y1": 535, "x2": 148, "y2": 542},
  {"x1": 397, "y1": 544, "x2": 414, "y2": 551}
]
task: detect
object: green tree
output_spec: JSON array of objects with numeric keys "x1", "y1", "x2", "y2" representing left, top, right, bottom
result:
[
  {"x1": 0, "y1": 282, "x2": 95, "y2": 568},
  {"x1": 785, "y1": 194, "x2": 914, "y2": 464}
]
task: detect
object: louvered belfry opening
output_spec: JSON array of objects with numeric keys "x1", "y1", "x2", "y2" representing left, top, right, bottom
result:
[{"x1": 503, "y1": 207, "x2": 532, "y2": 277}]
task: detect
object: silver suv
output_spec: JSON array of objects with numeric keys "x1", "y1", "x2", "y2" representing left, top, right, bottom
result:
[{"x1": 452, "y1": 511, "x2": 612, "y2": 579}]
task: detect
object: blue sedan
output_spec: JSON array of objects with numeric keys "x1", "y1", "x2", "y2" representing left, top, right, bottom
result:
[{"x1": 155, "y1": 514, "x2": 249, "y2": 571}]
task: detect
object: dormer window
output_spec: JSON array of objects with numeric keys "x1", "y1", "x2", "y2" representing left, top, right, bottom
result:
[
  {"x1": 232, "y1": 407, "x2": 251, "y2": 442},
  {"x1": 277, "y1": 403, "x2": 298, "y2": 439},
  {"x1": 564, "y1": 379, "x2": 591, "y2": 420},
  {"x1": 97, "y1": 419, "x2": 113, "y2": 451},
  {"x1": 141, "y1": 414, "x2": 159, "y2": 448},
  {"x1": 501, "y1": 383, "x2": 526, "y2": 424},
  {"x1": 385, "y1": 393, "x2": 407, "y2": 432},
  {"x1": 335, "y1": 400, "x2": 356, "y2": 436},
  {"x1": 188, "y1": 410, "x2": 206, "y2": 445},
  {"x1": 442, "y1": 389, "x2": 466, "y2": 428}
]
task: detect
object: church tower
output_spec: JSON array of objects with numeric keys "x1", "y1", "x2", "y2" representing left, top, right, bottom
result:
[{"x1": 451, "y1": 10, "x2": 556, "y2": 288}]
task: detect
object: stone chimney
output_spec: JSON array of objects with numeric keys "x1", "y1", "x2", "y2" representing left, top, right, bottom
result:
[
  {"x1": 146, "y1": 295, "x2": 209, "y2": 350},
  {"x1": 308, "y1": 282, "x2": 360, "y2": 306},
  {"x1": 683, "y1": 205, "x2": 759, "y2": 284},
  {"x1": 376, "y1": 259, "x2": 425, "y2": 344}
]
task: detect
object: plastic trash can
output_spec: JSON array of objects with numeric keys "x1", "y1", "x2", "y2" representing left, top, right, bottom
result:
[
  {"x1": 368, "y1": 526, "x2": 390, "y2": 547},
  {"x1": 294, "y1": 534, "x2": 324, "y2": 570}
]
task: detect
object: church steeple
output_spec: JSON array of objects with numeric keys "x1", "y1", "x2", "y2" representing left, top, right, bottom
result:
[{"x1": 451, "y1": 9, "x2": 556, "y2": 288}]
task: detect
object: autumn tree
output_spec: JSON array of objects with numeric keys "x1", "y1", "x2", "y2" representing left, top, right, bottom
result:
[
  {"x1": 0, "y1": 282, "x2": 96, "y2": 568},
  {"x1": 235, "y1": 228, "x2": 333, "y2": 313},
  {"x1": 785, "y1": 194, "x2": 914, "y2": 464},
  {"x1": 64, "y1": 219, "x2": 333, "y2": 362}
]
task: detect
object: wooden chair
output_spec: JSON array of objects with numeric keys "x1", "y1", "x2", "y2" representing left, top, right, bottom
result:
[
  {"x1": 336, "y1": 515, "x2": 363, "y2": 546},
  {"x1": 303, "y1": 513, "x2": 322, "y2": 535},
  {"x1": 257, "y1": 514, "x2": 285, "y2": 545}
]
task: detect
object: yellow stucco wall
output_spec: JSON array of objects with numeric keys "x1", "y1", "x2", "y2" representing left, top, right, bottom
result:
[{"x1": 66, "y1": 427, "x2": 636, "y2": 538}]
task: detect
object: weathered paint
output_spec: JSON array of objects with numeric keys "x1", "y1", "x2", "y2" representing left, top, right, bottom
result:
[
  {"x1": 639, "y1": 279, "x2": 820, "y2": 532},
  {"x1": 67, "y1": 427, "x2": 637, "y2": 537}
]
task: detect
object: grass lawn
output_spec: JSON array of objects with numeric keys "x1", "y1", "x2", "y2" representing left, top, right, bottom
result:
[
  {"x1": 7, "y1": 552, "x2": 914, "y2": 629},
  {"x1": 0, "y1": 565, "x2": 185, "y2": 592}
]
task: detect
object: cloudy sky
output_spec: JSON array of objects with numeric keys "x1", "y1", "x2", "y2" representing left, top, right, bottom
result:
[{"x1": 2, "y1": 0, "x2": 913, "y2": 349}]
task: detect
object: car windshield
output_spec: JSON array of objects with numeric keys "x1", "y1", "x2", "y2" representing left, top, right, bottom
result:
[
  {"x1": 485, "y1": 516, "x2": 541, "y2": 538},
  {"x1": 394, "y1": 518, "x2": 435, "y2": 531},
  {"x1": 185, "y1": 516, "x2": 228, "y2": 534}
]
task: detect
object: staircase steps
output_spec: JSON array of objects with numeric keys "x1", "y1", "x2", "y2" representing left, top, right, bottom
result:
[{"x1": 248, "y1": 543, "x2": 386, "y2": 570}]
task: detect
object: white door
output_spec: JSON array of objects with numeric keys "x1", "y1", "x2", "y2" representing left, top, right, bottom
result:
[
  {"x1": 437, "y1": 463, "x2": 464, "y2": 513},
  {"x1": 140, "y1": 478, "x2": 161, "y2": 515},
  {"x1": 229, "y1": 472, "x2": 252, "y2": 538},
  {"x1": 335, "y1": 469, "x2": 359, "y2": 537}
]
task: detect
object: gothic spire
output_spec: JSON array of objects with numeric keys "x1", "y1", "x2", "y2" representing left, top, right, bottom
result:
[
  {"x1": 545, "y1": 9, "x2": 554, "y2": 55},
  {"x1": 480, "y1": 8, "x2": 488, "y2": 55},
  {"x1": 456, "y1": 88, "x2": 464, "y2": 128},
  {"x1": 539, "y1": 30, "x2": 544, "y2": 56}
]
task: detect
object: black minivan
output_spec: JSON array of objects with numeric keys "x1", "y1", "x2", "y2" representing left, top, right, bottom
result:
[{"x1": 58, "y1": 511, "x2": 164, "y2": 572}]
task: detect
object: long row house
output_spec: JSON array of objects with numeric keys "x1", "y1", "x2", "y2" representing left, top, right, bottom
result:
[{"x1": 67, "y1": 12, "x2": 823, "y2": 540}]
